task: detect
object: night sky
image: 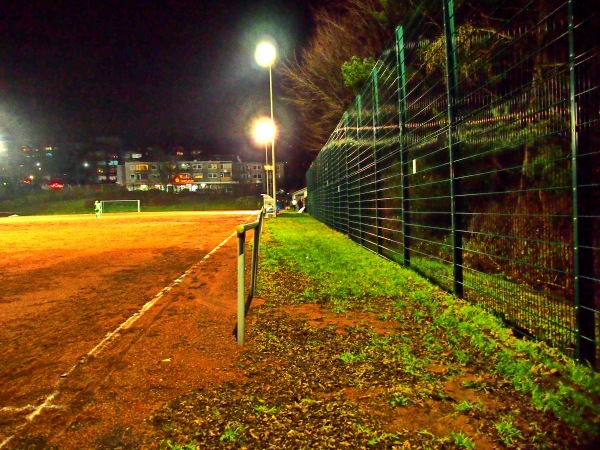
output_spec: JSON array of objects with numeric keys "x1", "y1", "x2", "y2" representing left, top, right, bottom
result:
[{"x1": 1, "y1": 0, "x2": 318, "y2": 162}]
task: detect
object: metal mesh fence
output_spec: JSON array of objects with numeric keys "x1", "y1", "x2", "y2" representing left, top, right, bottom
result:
[{"x1": 306, "y1": 0, "x2": 599, "y2": 367}]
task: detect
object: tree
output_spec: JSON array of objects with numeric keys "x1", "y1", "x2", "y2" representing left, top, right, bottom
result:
[
  {"x1": 341, "y1": 56, "x2": 377, "y2": 93},
  {"x1": 154, "y1": 161, "x2": 179, "y2": 187},
  {"x1": 280, "y1": 0, "x2": 412, "y2": 153}
]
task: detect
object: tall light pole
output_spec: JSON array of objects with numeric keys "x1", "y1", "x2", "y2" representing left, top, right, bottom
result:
[
  {"x1": 252, "y1": 117, "x2": 276, "y2": 198},
  {"x1": 265, "y1": 142, "x2": 269, "y2": 196},
  {"x1": 255, "y1": 40, "x2": 277, "y2": 214}
]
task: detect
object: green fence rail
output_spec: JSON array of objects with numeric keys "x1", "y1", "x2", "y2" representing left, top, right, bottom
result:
[{"x1": 306, "y1": 0, "x2": 599, "y2": 367}]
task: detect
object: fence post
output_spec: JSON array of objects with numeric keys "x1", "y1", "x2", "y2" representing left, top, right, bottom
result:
[
  {"x1": 236, "y1": 228, "x2": 246, "y2": 345},
  {"x1": 250, "y1": 212, "x2": 263, "y2": 298},
  {"x1": 568, "y1": 0, "x2": 596, "y2": 365},
  {"x1": 235, "y1": 210, "x2": 265, "y2": 346},
  {"x1": 442, "y1": 0, "x2": 463, "y2": 298},
  {"x1": 395, "y1": 26, "x2": 410, "y2": 267},
  {"x1": 344, "y1": 111, "x2": 350, "y2": 235},
  {"x1": 373, "y1": 66, "x2": 382, "y2": 255},
  {"x1": 357, "y1": 94, "x2": 364, "y2": 246}
]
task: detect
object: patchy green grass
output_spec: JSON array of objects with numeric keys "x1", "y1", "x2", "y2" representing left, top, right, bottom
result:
[
  {"x1": 148, "y1": 212, "x2": 600, "y2": 449},
  {"x1": 0, "y1": 189, "x2": 260, "y2": 215},
  {"x1": 494, "y1": 417, "x2": 524, "y2": 446},
  {"x1": 450, "y1": 430, "x2": 476, "y2": 449},
  {"x1": 409, "y1": 253, "x2": 577, "y2": 358}
]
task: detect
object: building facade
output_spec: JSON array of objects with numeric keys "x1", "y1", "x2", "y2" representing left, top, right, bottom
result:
[{"x1": 117, "y1": 158, "x2": 284, "y2": 194}]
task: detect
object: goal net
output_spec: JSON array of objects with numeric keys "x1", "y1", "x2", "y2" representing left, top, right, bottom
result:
[{"x1": 100, "y1": 200, "x2": 141, "y2": 213}]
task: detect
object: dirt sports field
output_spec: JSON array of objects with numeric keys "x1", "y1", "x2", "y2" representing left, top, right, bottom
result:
[{"x1": 0, "y1": 211, "x2": 258, "y2": 448}]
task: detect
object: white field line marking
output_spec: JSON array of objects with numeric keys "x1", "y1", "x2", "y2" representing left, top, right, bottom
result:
[
  {"x1": 0, "y1": 230, "x2": 238, "y2": 448},
  {"x1": 29, "y1": 230, "x2": 236, "y2": 420}
]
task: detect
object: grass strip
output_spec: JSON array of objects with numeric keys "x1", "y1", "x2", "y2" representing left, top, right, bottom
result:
[{"x1": 149, "y1": 212, "x2": 599, "y2": 449}]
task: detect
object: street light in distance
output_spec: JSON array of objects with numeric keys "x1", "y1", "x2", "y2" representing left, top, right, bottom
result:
[
  {"x1": 252, "y1": 117, "x2": 276, "y2": 197},
  {"x1": 254, "y1": 39, "x2": 278, "y2": 214}
]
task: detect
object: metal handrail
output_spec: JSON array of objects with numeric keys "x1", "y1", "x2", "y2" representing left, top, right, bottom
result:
[{"x1": 234, "y1": 208, "x2": 265, "y2": 345}]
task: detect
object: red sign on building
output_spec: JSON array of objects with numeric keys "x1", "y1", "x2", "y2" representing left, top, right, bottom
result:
[{"x1": 173, "y1": 176, "x2": 194, "y2": 184}]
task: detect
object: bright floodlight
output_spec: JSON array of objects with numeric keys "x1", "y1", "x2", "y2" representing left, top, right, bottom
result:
[
  {"x1": 253, "y1": 117, "x2": 275, "y2": 145},
  {"x1": 255, "y1": 41, "x2": 276, "y2": 67}
]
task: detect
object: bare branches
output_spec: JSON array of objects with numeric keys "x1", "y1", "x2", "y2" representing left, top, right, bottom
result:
[{"x1": 280, "y1": 0, "x2": 404, "y2": 153}]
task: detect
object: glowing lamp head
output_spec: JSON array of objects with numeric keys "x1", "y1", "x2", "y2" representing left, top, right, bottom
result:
[
  {"x1": 253, "y1": 117, "x2": 276, "y2": 145},
  {"x1": 255, "y1": 41, "x2": 277, "y2": 67}
]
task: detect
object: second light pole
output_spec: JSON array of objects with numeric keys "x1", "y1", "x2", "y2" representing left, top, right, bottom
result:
[{"x1": 255, "y1": 40, "x2": 277, "y2": 214}]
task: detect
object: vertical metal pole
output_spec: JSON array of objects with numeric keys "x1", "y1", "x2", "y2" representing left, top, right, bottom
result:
[
  {"x1": 568, "y1": 0, "x2": 595, "y2": 364},
  {"x1": 334, "y1": 128, "x2": 340, "y2": 231},
  {"x1": 269, "y1": 65, "x2": 277, "y2": 215},
  {"x1": 250, "y1": 212, "x2": 263, "y2": 298},
  {"x1": 396, "y1": 26, "x2": 411, "y2": 267},
  {"x1": 344, "y1": 111, "x2": 350, "y2": 235},
  {"x1": 443, "y1": 0, "x2": 463, "y2": 298},
  {"x1": 326, "y1": 145, "x2": 331, "y2": 225},
  {"x1": 265, "y1": 143, "x2": 269, "y2": 197},
  {"x1": 357, "y1": 94, "x2": 363, "y2": 246},
  {"x1": 373, "y1": 67, "x2": 382, "y2": 255},
  {"x1": 237, "y1": 228, "x2": 246, "y2": 345}
]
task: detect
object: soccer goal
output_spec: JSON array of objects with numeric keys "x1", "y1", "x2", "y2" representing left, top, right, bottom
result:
[{"x1": 100, "y1": 200, "x2": 141, "y2": 213}]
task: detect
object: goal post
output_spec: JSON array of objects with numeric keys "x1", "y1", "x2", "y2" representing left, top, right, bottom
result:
[{"x1": 99, "y1": 200, "x2": 141, "y2": 213}]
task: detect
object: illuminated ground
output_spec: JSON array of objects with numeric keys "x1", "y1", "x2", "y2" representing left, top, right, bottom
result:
[{"x1": 0, "y1": 211, "x2": 256, "y2": 448}]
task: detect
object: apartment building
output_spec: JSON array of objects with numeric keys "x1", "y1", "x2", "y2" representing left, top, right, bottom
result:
[{"x1": 117, "y1": 159, "x2": 284, "y2": 193}]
